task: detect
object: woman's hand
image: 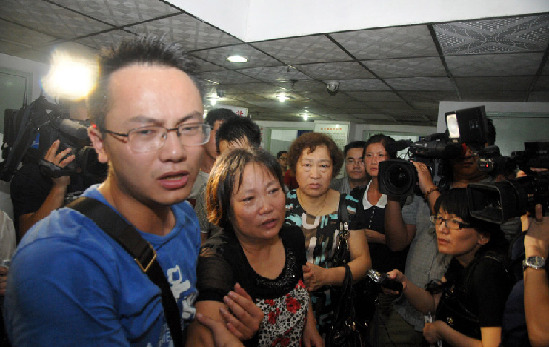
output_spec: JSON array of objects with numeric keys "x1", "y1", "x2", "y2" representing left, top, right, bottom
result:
[
  {"x1": 302, "y1": 262, "x2": 327, "y2": 291},
  {"x1": 386, "y1": 269, "x2": 408, "y2": 293},
  {"x1": 220, "y1": 283, "x2": 264, "y2": 340},
  {"x1": 423, "y1": 320, "x2": 444, "y2": 344},
  {"x1": 364, "y1": 228, "x2": 386, "y2": 244},
  {"x1": 196, "y1": 313, "x2": 244, "y2": 347}
]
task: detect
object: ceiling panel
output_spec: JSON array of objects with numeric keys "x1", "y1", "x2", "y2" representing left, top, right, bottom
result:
[
  {"x1": 346, "y1": 91, "x2": 403, "y2": 102},
  {"x1": 455, "y1": 76, "x2": 534, "y2": 91},
  {"x1": 338, "y1": 79, "x2": 391, "y2": 91},
  {"x1": 197, "y1": 70, "x2": 259, "y2": 84},
  {"x1": 74, "y1": 30, "x2": 138, "y2": 51},
  {"x1": 125, "y1": 13, "x2": 242, "y2": 51},
  {"x1": 238, "y1": 66, "x2": 311, "y2": 83},
  {"x1": 445, "y1": 53, "x2": 543, "y2": 76},
  {"x1": 364, "y1": 57, "x2": 447, "y2": 78},
  {"x1": 331, "y1": 25, "x2": 439, "y2": 59},
  {"x1": 296, "y1": 62, "x2": 374, "y2": 80},
  {"x1": 434, "y1": 14, "x2": 549, "y2": 55},
  {"x1": 252, "y1": 35, "x2": 350, "y2": 65},
  {"x1": 190, "y1": 44, "x2": 281, "y2": 69},
  {"x1": 385, "y1": 77, "x2": 455, "y2": 91},
  {"x1": 0, "y1": 0, "x2": 113, "y2": 39},
  {"x1": 50, "y1": 0, "x2": 181, "y2": 26}
]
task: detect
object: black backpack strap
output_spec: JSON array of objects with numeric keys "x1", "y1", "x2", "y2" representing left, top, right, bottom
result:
[{"x1": 67, "y1": 197, "x2": 184, "y2": 347}]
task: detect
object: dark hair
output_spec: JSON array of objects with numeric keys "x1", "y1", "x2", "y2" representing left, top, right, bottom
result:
[
  {"x1": 206, "y1": 147, "x2": 284, "y2": 229},
  {"x1": 216, "y1": 116, "x2": 261, "y2": 152},
  {"x1": 277, "y1": 150, "x2": 287, "y2": 159},
  {"x1": 434, "y1": 188, "x2": 506, "y2": 252},
  {"x1": 205, "y1": 108, "x2": 237, "y2": 128},
  {"x1": 486, "y1": 119, "x2": 496, "y2": 146},
  {"x1": 344, "y1": 141, "x2": 366, "y2": 156},
  {"x1": 89, "y1": 35, "x2": 202, "y2": 131},
  {"x1": 287, "y1": 132, "x2": 343, "y2": 178},
  {"x1": 364, "y1": 134, "x2": 397, "y2": 159}
]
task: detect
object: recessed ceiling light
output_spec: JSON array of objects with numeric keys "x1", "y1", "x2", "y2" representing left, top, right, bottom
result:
[
  {"x1": 276, "y1": 92, "x2": 289, "y2": 102},
  {"x1": 227, "y1": 55, "x2": 248, "y2": 63}
]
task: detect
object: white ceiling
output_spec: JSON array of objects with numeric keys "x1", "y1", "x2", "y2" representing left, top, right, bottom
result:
[{"x1": 1, "y1": 0, "x2": 548, "y2": 126}]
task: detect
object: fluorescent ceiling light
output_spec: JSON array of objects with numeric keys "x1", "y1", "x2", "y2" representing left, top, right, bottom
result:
[{"x1": 227, "y1": 55, "x2": 248, "y2": 63}]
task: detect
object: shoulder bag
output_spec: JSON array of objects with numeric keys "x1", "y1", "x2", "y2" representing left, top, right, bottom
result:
[{"x1": 68, "y1": 197, "x2": 184, "y2": 347}]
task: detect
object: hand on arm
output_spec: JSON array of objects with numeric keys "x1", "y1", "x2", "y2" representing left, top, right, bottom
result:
[
  {"x1": 523, "y1": 205, "x2": 549, "y2": 347},
  {"x1": 364, "y1": 228, "x2": 386, "y2": 244},
  {"x1": 196, "y1": 313, "x2": 244, "y2": 347},
  {"x1": 220, "y1": 283, "x2": 263, "y2": 340},
  {"x1": 18, "y1": 140, "x2": 75, "y2": 237}
]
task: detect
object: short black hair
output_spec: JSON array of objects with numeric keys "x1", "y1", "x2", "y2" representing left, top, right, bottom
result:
[
  {"x1": 344, "y1": 141, "x2": 366, "y2": 156},
  {"x1": 204, "y1": 108, "x2": 237, "y2": 128},
  {"x1": 277, "y1": 151, "x2": 287, "y2": 159},
  {"x1": 216, "y1": 117, "x2": 261, "y2": 152},
  {"x1": 89, "y1": 35, "x2": 201, "y2": 131}
]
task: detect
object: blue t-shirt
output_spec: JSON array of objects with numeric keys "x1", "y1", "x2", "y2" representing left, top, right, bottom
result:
[{"x1": 4, "y1": 186, "x2": 200, "y2": 347}]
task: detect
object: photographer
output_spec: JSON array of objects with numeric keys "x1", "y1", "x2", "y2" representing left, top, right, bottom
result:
[
  {"x1": 388, "y1": 188, "x2": 512, "y2": 347},
  {"x1": 375, "y1": 130, "x2": 499, "y2": 345},
  {"x1": 10, "y1": 101, "x2": 102, "y2": 239}
]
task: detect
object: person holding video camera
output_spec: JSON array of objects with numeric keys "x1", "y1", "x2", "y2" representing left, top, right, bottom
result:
[
  {"x1": 9, "y1": 101, "x2": 102, "y2": 239},
  {"x1": 388, "y1": 188, "x2": 513, "y2": 347}
]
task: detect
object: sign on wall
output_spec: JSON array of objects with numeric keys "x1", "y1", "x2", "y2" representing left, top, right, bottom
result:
[
  {"x1": 214, "y1": 103, "x2": 248, "y2": 117},
  {"x1": 313, "y1": 121, "x2": 350, "y2": 151}
]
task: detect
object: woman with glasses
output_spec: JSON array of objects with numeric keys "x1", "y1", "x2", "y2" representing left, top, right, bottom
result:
[
  {"x1": 387, "y1": 188, "x2": 512, "y2": 347},
  {"x1": 284, "y1": 132, "x2": 371, "y2": 336}
]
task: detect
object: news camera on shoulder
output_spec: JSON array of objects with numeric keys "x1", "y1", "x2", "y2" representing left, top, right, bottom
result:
[{"x1": 378, "y1": 106, "x2": 492, "y2": 197}]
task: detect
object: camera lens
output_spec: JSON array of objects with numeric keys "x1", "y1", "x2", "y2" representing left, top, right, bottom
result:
[{"x1": 379, "y1": 159, "x2": 417, "y2": 196}]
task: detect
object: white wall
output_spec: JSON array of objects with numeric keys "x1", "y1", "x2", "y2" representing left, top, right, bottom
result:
[
  {"x1": 168, "y1": 0, "x2": 549, "y2": 42},
  {"x1": 0, "y1": 53, "x2": 49, "y2": 102}
]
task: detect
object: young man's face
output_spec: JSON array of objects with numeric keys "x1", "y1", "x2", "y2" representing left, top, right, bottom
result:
[
  {"x1": 92, "y1": 64, "x2": 204, "y2": 207},
  {"x1": 344, "y1": 147, "x2": 366, "y2": 182}
]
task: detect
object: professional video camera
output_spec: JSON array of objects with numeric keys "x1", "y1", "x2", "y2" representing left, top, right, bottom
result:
[
  {"x1": 379, "y1": 106, "x2": 491, "y2": 196},
  {"x1": 0, "y1": 97, "x2": 106, "y2": 183},
  {"x1": 467, "y1": 141, "x2": 549, "y2": 224},
  {"x1": 37, "y1": 116, "x2": 106, "y2": 181}
]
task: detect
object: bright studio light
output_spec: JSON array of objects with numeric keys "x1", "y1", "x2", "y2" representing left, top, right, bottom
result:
[
  {"x1": 42, "y1": 49, "x2": 97, "y2": 100},
  {"x1": 277, "y1": 92, "x2": 289, "y2": 102}
]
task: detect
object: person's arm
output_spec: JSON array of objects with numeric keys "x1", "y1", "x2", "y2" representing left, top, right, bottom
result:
[
  {"x1": 302, "y1": 302, "x2": 323, "y2": 346},
  {"x1": 364, "y1": 228, "x2": 386, "y2": 244},
  {"x1": 302, "y1": 228, "x2": 371, "y2": 290},
  {"x1": 187, "y1": 300, "x2": 226, "y2": 346},
  {"x1": 196, "y1": 313, "x2": 244, "y2": 347},
  {"x1": 385, "y1": 197, "x2": 417, "y2": 251},
  {"x1": 386, "y1": 269, "x2": 437, "y2": 314},
  {"x1": 523, "y1": 209, "x2": 549, "y2": 347},
  {"x1": 18, "y1": 140, "x2": 75, "y2": 237},
  {"x1": 423, "y1": 322, "x2": 501, "y2": 347},
  {"x1": 412, "y1": 161, "x2": 439, "y2": 214}
]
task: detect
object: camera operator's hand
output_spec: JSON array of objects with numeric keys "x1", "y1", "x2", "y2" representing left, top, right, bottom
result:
[
  {"x1": 524, "y1": 204, "x2": 549, "y2": 259},
  {"x1": 412, "y1": 161, "x2": 439, "y2": 213},
  {"x1": 44, "y1": 139, "x2": 75, "y2": 187}
]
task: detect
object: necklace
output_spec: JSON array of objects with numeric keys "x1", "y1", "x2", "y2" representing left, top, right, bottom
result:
[{"x1": 297, "y1": 189, "x2": 329, "y2": 217}]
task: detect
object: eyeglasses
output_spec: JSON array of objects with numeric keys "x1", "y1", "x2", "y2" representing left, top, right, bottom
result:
[
  {"x1": 346, "y1": 158, "x2": 364, "y2": 166},
  {"x1": 430, "y1": 215, "x2": 470, "y2": 230},
  {"x1": 299, "y1": 160, "x2": 332, "y2": 173},
  {"x1": 101, "y1": 123, "x2": 211, "y2": 153}
]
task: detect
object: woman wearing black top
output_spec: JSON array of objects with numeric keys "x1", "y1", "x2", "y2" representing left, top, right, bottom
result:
[
  {"x1": 388, "y1": 189, "x2": 512, "y2": 347},
  {"x1": 187, "y1": 147, "x2": 322, "y2": 347}
]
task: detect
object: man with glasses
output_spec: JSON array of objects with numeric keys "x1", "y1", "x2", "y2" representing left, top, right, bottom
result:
[
  {"x1": 330, "y1": 140, "x2": 368, "y2": 195},
  {"x1": 4, "y1": 36, "x2": 261, "y2": 346}
]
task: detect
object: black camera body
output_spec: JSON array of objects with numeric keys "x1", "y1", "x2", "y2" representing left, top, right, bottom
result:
[
  {"x1": 379, "y1": 106, "x2": 492, "y2": 197},
  {"x1": 467, "y1": 141, "x2": 549, "y2": 224}
]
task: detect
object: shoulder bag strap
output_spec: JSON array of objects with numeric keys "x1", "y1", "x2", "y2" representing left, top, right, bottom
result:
[{"x1": 67, "y1": 197, "x2": 184, "y2": 347}]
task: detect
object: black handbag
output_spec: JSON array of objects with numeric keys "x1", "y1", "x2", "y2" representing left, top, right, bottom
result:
[
  {"x1": 326, "y1": 264, "x2": 365, "y2": 347},
  {"x1": 331, "y1": 194, "x2": 351, "y2": 267}
]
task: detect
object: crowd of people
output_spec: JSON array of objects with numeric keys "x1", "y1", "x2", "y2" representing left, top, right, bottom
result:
[{"x1": 0, "y1": 35, "x2": 547, "y2": 347}]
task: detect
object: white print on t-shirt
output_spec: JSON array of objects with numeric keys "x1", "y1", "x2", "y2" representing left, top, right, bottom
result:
[{"x1": 167, "y1": 265, "x2": 196, "y2": 320}]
